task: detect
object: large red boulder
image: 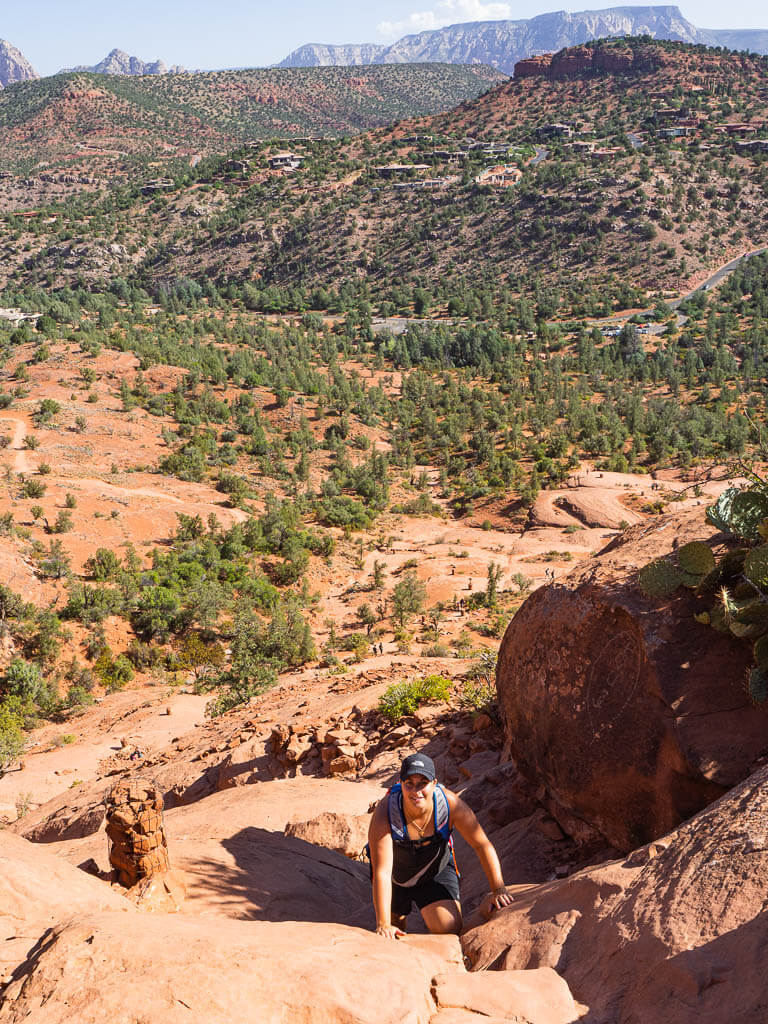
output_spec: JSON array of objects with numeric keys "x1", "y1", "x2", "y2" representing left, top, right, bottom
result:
[
  {"x1": 462, "y1": 763, "x2": 768, "y2": 1024},
  {"x1": 496, "y1": 507, "x2": 768, "y2": 850}
]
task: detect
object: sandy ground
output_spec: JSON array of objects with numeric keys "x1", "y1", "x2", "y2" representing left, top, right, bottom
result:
[{"x1": 0, "y1": 689, "x2": 208, "y2": 816}]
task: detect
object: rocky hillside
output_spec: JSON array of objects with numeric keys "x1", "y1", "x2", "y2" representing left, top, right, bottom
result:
[
  {"x1": 61, "y1": 48, "x2": 185, "y2": 76},
  {"x1": 0, "y1": 39, "x2": 37, "y2": 89},
  {"x1": 278, "y1": 5, "x2": 768, "y2": 75},
  {"x1": 0, "y1": 62, "x2": 504, "y2": 169}
]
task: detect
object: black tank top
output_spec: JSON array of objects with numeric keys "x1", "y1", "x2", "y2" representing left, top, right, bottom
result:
[{"x1": 392, "y1": 831, "x2": 452, "y2": 888}]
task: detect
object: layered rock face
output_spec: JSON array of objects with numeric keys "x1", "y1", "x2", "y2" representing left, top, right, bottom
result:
[
  {"x1": 0, "y1": 40, "x2": 38, "y2": 89},
  {"x1": 463, "y1": 763, "x2": 768, "y2": 1023},
  {"x1": 514, "y1": 42, "x2": 666, "y2": 79},
  {"x1": 279, "y1": 5, "x2": 767, "y2": 75},
  {"x1": 496, "y1": 507, "x2": 767, "y2": 850}
]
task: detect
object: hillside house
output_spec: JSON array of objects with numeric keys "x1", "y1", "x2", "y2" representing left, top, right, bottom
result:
[
  {"x1": 140, "y1": 179, "x2": 174, "y2": 194},
  {"x1": 393, "y1": 178, "x2": 448, "y2": 191},
  {"x1": 713, "y1": 124, "x2": 759, "y2": 137},
  {"x1": 474, "y1": 165, "x2": 521, "y2": 188},
  {"x1": 657, "y1": 125, "x2": 697, "y2": 139},
  {"x1": 269, "y1": 153, "x2": 303, "y2": 170},
  {"x1": 590, "y1": 147, "x2": 622, "y2": 162},
  {"x1": 374, "y1": 164, "x2": 429, "y2": 178},
  {"x1": 537, "y1": 123, "x2": 573, "y2": 139},
  {"x1": 736, "y1": 139, "x2": 768, "y2": 153},
  {"x1": 479, "y1": 143, "x2": 512, "y2": 156}
]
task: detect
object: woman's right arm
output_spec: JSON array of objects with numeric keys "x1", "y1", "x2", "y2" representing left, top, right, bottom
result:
[{"x1": 368, "y1": 798, "x2": 402, "y2": 939}]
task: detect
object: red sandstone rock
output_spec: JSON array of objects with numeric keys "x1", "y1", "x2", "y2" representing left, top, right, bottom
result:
[
  {"x1": 285, "y1": 809, "x2": 371, "y2": 859},
  {"x1": 0, "y1": 913, "x2": 461, "y2": 1023},
  {"x1": 496, "y1": 507, "x2": 765, "y2": 850},
  {"x1": 462, "y1": 763, "x2": 768, "y2": 1023},
  {"x1": 432, "y1": 968, "x2": 580, "y2": 1023}
]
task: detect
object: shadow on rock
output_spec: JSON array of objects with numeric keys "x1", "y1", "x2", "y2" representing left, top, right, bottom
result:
[{"x1": 178, "y1": 826, "x2": 375, "y2": 929}]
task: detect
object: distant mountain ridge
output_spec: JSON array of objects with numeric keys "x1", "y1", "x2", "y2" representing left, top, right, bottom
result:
[
  {"x1": 277, "y1": 5, "x2": 768, "y2": 74},
  {"x1": 0, "y1": 39, "x2": 38, "y2": 88},
  {"x1": 60, "y1": 48, "x2": 184, "y2": 76}
]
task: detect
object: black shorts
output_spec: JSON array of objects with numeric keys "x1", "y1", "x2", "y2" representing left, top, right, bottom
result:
[{"x1": 391, "y1": 862, "x2": 461, "y2": 918}]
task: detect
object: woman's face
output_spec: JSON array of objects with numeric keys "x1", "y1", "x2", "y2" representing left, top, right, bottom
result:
[{"x1": 402, "y1": 774, "x2": 435, "y2": 812}]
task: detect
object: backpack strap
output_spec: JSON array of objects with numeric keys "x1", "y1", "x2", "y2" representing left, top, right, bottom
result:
[
  {"x1": 434, "y1": 783, "x2": 451, "y2": 841},
  {"x1": 387, "y1": 783, "x2": 408, "y2": 842}
]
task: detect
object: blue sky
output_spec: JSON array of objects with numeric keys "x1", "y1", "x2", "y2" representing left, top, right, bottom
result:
[{"x1": 3, "y1": 1, "x2": 767, "y2": 77}]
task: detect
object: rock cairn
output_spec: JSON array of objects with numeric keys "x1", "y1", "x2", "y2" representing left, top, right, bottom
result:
[{"x1": 105, "y1": 780, "x2": 169, "y2": 887}]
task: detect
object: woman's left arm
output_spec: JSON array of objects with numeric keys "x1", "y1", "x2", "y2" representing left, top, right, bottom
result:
[{"x1": 450, "y1": 792, "x2": 514, "y2": 916}]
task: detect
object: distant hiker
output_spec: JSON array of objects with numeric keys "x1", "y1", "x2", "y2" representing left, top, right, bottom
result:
[{"x1": 368, "y1": 753, "x2": 512, "y2": 939}]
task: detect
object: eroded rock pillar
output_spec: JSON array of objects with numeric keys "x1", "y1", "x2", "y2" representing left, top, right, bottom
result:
[{"x1": 105, "y1": 780, "x2": 169, "y2": 887}]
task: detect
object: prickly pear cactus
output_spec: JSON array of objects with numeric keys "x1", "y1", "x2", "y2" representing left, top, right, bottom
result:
[
  {"x1": 705, "y1": 486, "x2": 739, "y2": 533},
  {"x1": 744, "y1": 545, "x2": 768, "y2": 590},
  {"x1": 729, "y1": 490, "x2": 768, "y2": 542},
  {"x1": 643, "y1": 478, "x2": 768, "y2": 683},
  {"x1": 748, "y1": 666, "x2": 768, "y2": 704},
  {"x1": 677, "y1": 541, "x2": 715, "y2": 577},
  {"x1": 638, "y1": 559, "x2": 684, "y2": 599}
]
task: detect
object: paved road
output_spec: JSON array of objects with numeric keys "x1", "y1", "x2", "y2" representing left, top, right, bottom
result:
[
  {"x1": 627, "y1": 132, "x2": 644, "y2": 149},
  {"x1": 530, "y1": 146, "x2": 548, "y2": 166},
  {"x1": 670, "y1": 245, "x2": 768, "y2": 308},
  {"x1": 583, "y1": 244, "x2": 768, "y2": 334}
]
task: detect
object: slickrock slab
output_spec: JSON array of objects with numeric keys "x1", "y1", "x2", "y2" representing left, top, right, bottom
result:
[
  {"x1": 0, "y1": 914, "x2": 457, "y2": 1024},
  {"x1": 0, "y1": 832, "x2": 127, "y2": 985},
  {"x1": 433, "y1": 968, "x2": 579, "y2": 1023}
]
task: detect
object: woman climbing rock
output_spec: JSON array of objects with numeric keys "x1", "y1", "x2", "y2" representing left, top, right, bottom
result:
[{"x1": 368, "y1": 753, "x2": 512, "y2": 938}]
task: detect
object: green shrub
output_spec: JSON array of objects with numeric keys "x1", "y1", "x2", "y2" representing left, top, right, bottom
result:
[
  {"x1": 378, "y1": 673, "x2": 451, "y2": 723},
  {"x1": 0, "y1": 701, "x2": 25, "y2": 769},
  {"x1": 23, "y1": 479, "x2": 46, "y2": 499},
  {"x1": 95, "y1": 652, "x2": 134, "y2": 692}
]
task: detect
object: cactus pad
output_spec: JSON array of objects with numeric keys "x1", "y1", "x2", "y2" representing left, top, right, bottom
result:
[
  {"x1": 709, "y1": 603, "x2": 730, "y2": 633},
  {"x1": 638, "y1": 559, "x2": 684, "y2": 598},
  {"x1": 754, "y1": 635, "x2": 768, "y2": 670},
  {"x1": 719, "y1": 586, "x2": 740, "y2": 620},
  {"x1": 748, "y1": 667, "x2": 768, "y2": 704},
  {"x1": 705, "y1": 486, "x2": 739, "y2": 533},
  {"x1": 733, "y1": 601, "x2": 768, "y2": 627},
  {"x1": 677, "y1": 541, "x2": 715, "y2": 577},
  {"x1": 729, "y1": 620, "x2": 766, "y2": 639},
  {"x1": 744, "y1": 545, "x2": 768, "y2": 589},
  {"x1": 728, "y1": 490, "x2": 768, "y2": 542}
]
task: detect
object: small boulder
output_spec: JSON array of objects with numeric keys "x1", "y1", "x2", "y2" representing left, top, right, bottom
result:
[{"x1": 285, "y1": 810, "x2": 370, "y2": 859}]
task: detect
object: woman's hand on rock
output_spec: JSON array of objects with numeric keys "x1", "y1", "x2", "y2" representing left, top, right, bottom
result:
[
  {"x1": 376, "y1": 923, "x2": 405, "y2": 940},
  {"x1": 481, "y1": 889, "x2": 514, "y2": 917}
]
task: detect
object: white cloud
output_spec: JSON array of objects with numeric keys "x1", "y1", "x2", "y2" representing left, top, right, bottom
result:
[{"x1": 377, "y1": 0, "x2": 512, "y2": 40}]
